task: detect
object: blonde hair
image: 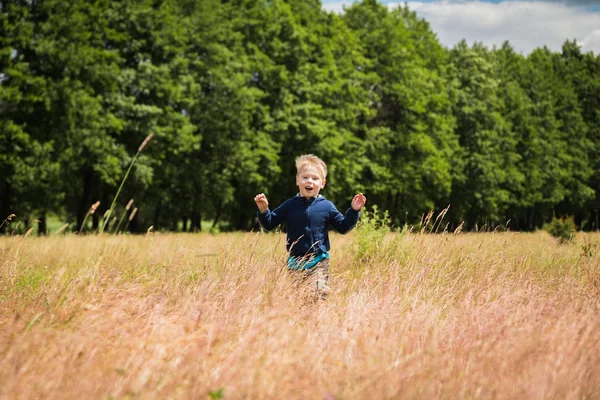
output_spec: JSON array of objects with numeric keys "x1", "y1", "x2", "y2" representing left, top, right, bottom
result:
[{"x1": 295, "y1": 154, "x2": 327, "y2": 180}]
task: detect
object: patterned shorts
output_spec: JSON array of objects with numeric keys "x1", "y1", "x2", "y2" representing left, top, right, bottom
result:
[{"x1": 288, "y1": 259, "x2": 331, "y2": 300}]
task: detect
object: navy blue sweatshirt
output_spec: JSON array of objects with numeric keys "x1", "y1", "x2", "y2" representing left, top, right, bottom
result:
[{"x1": 257, "y1": 195, "x2": 360, "y2": 257}]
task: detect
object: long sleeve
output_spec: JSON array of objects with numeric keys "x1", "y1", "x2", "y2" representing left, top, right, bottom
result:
[
  {"x1": 329, "y1": 204, "x2": 360, "y2": 234},
  {"x1": 257, "y1": 200, "x2": 289, "y2": 231}
]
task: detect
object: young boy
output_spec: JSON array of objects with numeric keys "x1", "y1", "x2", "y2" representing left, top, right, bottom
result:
[{"x1": 254, "y1": 154, "x2": 367, "y2": 299}]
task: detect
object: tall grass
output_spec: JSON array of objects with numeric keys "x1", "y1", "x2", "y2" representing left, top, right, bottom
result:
[
  {"x1": 99, "y1": 134, "x2": 152, "y2": 234},
  {"x1": 1, "y1": 229, "x2": 599, "y2": 399}
]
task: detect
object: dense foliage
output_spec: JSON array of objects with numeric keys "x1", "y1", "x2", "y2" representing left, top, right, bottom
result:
[{"x1": 1, "y1": 0, "x2": 599, "y2": 233}]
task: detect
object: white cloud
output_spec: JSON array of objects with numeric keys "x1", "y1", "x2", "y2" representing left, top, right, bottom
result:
[
  {"x1": 580, "y1": 29, "x2": 600, "y2": 52},
  {"x1": 323, "y1": 1, "x2": 600, "y2": 54}
]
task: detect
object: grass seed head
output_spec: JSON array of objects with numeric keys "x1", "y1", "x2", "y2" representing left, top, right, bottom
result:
[
  {"x1": 89, "y1": 201, "x2": 100, "y2": 215},
  {"x1": 129, "y1": 207, "x2": 138, "y2": 221},
  {"x1": 138, "y1": 134, "x2": 153, "y2": 152}
]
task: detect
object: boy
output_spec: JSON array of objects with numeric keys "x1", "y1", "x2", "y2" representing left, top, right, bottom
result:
[{"x1": 254, "y1": 154, "x2": 367, "y2": 299}]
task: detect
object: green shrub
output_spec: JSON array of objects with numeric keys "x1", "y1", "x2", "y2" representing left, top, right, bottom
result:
[
  {"x1": 354, "y1": 205, "x2": 390, "y2": 262},
  {"x1": 544, "y1": 216, "x2": 577, "y2": 243}
]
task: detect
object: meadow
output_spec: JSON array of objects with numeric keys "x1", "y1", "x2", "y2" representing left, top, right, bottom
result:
[{"x1": 1, "y1": 228, "x2": 599, "y2": 399}]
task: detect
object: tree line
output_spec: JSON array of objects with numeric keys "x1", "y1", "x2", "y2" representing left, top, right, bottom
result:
[{"x1": 1, "y1": 0, "x2": 599, "y2": 234}]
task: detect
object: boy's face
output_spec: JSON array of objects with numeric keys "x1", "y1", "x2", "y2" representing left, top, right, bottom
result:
[{"x1": 296, "y1": 165, "x2": 326, "y2": 199}]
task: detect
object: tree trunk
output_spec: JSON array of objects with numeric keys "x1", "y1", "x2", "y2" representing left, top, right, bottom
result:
[
  {"x1": 191, "y1": 184, "x2": 202, "y2": 232},
  {"x1": 76, "y1": 169, "x2": 92, "y2": 231},
  {"x1": 391, "y1": 191, "x2": 400, "y2": 226},
  {"x1": 38, "y1": 213, "x2": 47, "y2": 236},
  {"x1": 211, "y1": 203, "x2": 222, "y2": 231},
  {"x1": 154, "y1": 199, "x2": 162, "y2": 231},
  {"x1": 236, "y1": 213, "x2": 249, "y2": 231},
  {"x1": 191, "y1": 208, "x2": 201, "y2": 232},
  {"x1": 0, "y1": 182, "x2": 11, "y2": 234},
  {"x1": 92, "y1": 212, "x2": 99, "y2": 231},
  {"x1": 96, "y1": 190, "x2": 111, "y2": 231},
  {"x1": 130, "y1": 211, "x2": 139, "y2": 233},
  {"x1": 182, "y1": 217, "x2": 188, "y2": 232}
]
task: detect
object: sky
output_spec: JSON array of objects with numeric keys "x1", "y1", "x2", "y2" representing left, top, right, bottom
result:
[{"x1": 321, "y1": 0, "x2": 600, "y2": 55}]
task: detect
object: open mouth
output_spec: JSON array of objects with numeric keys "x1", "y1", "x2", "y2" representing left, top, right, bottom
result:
[{"x1": 305, "y1": 187, "x2": 313, "y2": 192}]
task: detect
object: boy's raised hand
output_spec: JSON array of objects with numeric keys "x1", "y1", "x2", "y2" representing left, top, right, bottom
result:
[
  {"x1": 351, "y1": 193, "x2": 367, "y2": 211},
  {"x1": 254, "y1": 193, "x2": 269, "y2": 213}
]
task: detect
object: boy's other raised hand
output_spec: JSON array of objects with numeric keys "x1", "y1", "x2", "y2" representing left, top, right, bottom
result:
[
  {"x1": 351, "y1": 193, "x2": 367, "y2": 211},
  {"x1": 254, "y1": 193, "x2": 269, "y2": 213}
]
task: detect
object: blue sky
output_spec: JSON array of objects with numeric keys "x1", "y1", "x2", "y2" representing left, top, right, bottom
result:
[{"x1": 321, "y1": 0, "x2": 600, "y2": 54}]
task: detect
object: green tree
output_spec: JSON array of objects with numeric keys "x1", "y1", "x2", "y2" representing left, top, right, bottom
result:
[
  {"x1": 448, "y1": 41, "x2": 521, "y2": 228},
  {"x1": 551, "y1": 41, "x2": 594, "y2": 222},
  {"x1": 344, "y1": 1, "x2": 458, "y2": 226},
  {"x1": 520, "y1": 45, "x2": 594, "y2": 229},
  {"x1": 106, "y1": 0, "x2": 199, "y2": 232},
  {"x1": 493, "y1": 42, "x2": 547, "y2": 230},
  {"x1": 558, "y1": 41, "x2": 600, "y2": 229}
]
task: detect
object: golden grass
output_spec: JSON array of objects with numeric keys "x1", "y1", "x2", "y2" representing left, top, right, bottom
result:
[{"x1": 1, "y1": 231, "x2": 599, "y2": 399}]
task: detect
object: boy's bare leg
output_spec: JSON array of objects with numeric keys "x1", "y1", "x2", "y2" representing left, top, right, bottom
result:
[
  {"x1": 304, "y1": 259, "x2": 330, "y2": 300},
  {"x1": 287, "y1": 259, "x2": 331, "y2": 301}
]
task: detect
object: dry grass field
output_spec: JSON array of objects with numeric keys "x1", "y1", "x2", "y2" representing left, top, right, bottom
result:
[{"x1": 1, "y1": 229, "x2": 600, "y2": 399}]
